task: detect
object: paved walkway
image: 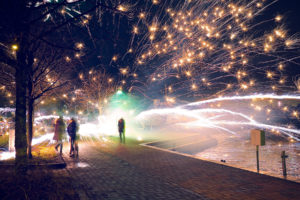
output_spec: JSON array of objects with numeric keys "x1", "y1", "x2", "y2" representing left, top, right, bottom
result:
[{"x1": 58, "y1": 139, "x2": 300, "y2": 200}]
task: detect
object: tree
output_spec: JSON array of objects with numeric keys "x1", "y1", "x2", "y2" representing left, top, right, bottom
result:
[
  {"x1": 26, "y1": 44, "x2": 74, "y2": 158},
  {"x1": 0, "y1": 62, "x2": 15, "y2": 106},
  {"x1": 79, "y1": 69, "x2": 119, "y2": 115},
  {"x1": 1, "y1": 42, "x2": 74, "y2": 158},
  {"x1": 0, "y1": 0, "x2": 132, "y2": 175}
]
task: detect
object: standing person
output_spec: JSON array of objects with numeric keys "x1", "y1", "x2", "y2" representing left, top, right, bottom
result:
[
  {"x1": 118, "y1": 118, "x2": 125, "y2": 143},
  {"x1": 53, "y1": 116, "x2": 66, "y2": 155},
  {"x1": 67, "y1": 118, "x2": 78, "y2": 157}
]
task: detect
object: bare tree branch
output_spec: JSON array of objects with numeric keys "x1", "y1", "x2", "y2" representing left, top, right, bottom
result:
[
  {"x1": 35, "y1": 1, "x2": 126, "y2": 42},
  {"x1": 0, "y1": 47, "x2": 17, "y2": 68},
  {"x1": 33, "y1": 80, "x2": 68, "y2": 101}
]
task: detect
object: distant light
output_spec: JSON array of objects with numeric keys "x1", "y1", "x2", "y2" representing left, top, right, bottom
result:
[
  {"x1": 117, "y1": 90, "x2": 123, "y2": 95},
  {"x1": 11, "y1": 44, "x2": 18, "y2": 51},
  {"x1": 0, "y1": 151, "x2": 15, "y2": 161},
  {"x1": 112, "y1": 55, "x2": 118, "y2": 61},
  {"x1": 129, "y1": 110, "x2": 135, "y2": 115},
  {"x1": 117, "y1": 5, "x2": 127, "y2": 12},
  {"x1": 65, "y1": 56, "x2": 71, "y2": 62},
  {"x1": 76, "y1": 162, "x2": 90, "y2": 168},
  {"x1": 152, "y1": 0, "x2": 159, "y2": 4},
  {"x1": 76, "y1": 43, "x2": 84, "y2": 49},
  {"x1": 275, "y1": 15, "x2": 282, "y2": 22},
  {"x1": 137, "y1": 136, "x2": 143, "y2": 141},
  {"x1": 139, "y1": 12, "x2": 145, "y2": 19}
]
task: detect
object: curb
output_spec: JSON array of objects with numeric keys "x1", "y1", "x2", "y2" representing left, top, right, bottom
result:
[
  {"x1": 0, "y1": 162, "x2": 66, "y2": 169},
  {"x1": 141, "y1": 141, "x2": 300, "y2": 184},
  {"x1": 0, "y1": 155, "x2": 66, "y2": 169}
]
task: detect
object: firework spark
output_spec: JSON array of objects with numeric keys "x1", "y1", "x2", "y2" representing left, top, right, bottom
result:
[
  {"x1": 182, "y1": 94, "x2": 300, "y2": 107},
  {"x1": 136, "y1": 92, "x2": 300, "y2": 141},
  {"x1": 130, "y1": 0, "x2": 299, "y2": 100},
  {"x1": 136, "y1": 104, "x2": 300, "y2": 141},
  {"x1": 0, "y1": 107, "x2": 15, "y2": 114}
]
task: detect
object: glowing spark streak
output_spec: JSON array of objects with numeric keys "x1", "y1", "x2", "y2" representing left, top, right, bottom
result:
[
  {"x1": 136, "y1": 107, "x2": 201, "y2": 120},
  {"x1": 76, "y1": 162, "x2": 90, "y2": 168},
  {"x1": 34, "y1": 115, "x2": 59, "y2": 123},
  {"x1": 180, "y1": 120, "x2": 237, "y2": 135},
  {"x1": 79, "y1": 123, "x2": 101, "y2": 137},
  {"x1": 212, "y1": 121, "x2": 300, "y2": 141},
  {"x1": 31, "y1": 133, "x2": 54, "y2": 145},
  {"x1": 183, "y1": 94, "x2": 300, "y2": 107},
  {"x1": 136, "y1": 106, "x2": 300, "y2": 140},
  {"x1": 137, "y1": 108, "x2": 243, "y2": 135},
  {"x1": 0, "y1": 152, "x2": 14, "y2": 160},
  {"x1": 44, "y1": 13, "x2": 51, "y2": 22},
  {"x1": 191, "y1": 109, "x2": 256, "y2": 123},
  {"x1": 66, "y1": 11, "x2": 74, "y2": 18},
  {"x1": 0, "y1": 107, "x2": 15, "y2": 114},
  {"x1": 137, "y1": 108, "x2": 255, "y2": 124},
  {"x1": 0, "y1": 133, "x2": 55, "y2": 161},
  {"x1": 137, "y1": 108, "x2": 254, "y2": 135}
]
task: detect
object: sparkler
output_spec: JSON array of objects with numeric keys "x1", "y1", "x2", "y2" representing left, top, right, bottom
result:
[
  {"x1": 136, "y1": 104, "x2": 300, "y2": 141},
  {"x1": 125, "y1": 0, "x2": 300, "y2": 142},
  {"x1": 2, "y1": 1, "x2": 300, "y2": 153},
  {"x1": 182, "y1": 94, "x2": 300, "y2": 108},
  {"x1": 0, "y1": 107, "x2": 15, "y2": 114},
  {"x1": 130, "y1": 0, "x2": 300, "y2": 100}
]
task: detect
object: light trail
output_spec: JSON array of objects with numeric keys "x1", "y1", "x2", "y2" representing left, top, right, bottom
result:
[
  {"x1": 0, "y1": 133, "x2": 55, "y2": 161},
  {"x1": 0, "y1": 152, "x2": 14, "y2": 160},
  {"x1": 136, "y1": 96, "x2": 300, "y2": 141},
  {"x1": 0, "y1": 107, "x2": 15, "y2": 114},
  {"x1": 34, "y1": 115, "x2": 59, "y2": 123},
  {"x1": 129, "y1": 0, "x2": 300, "y2": 107},
  {"x1": 182, "y1": 94, "x2": 300, "y2": 107},
  {"x1": 31, "y1": 133, "x2": 54, "y2": 145}
]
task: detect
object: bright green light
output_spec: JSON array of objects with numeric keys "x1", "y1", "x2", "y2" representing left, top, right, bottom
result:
[{"x1": 117, "y1": 90, "x2": 123, "y2": 95}]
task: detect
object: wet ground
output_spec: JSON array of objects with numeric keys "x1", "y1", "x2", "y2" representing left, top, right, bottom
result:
[
  {"x1": 196, "y1": 136, "x2": 300, "y2": 182},
  {"x1": 63, "y1": 139, "x2": 300, "y2": 199},
  {"x1": 145, "y1": 129, "x2": 300, "y2": 183}
]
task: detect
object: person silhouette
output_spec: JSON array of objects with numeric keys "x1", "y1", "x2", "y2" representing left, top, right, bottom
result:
[
  {"x1": 53, "y1": 116, "x2": 66, "y2": 155},
  {"x1": 67, "y1": 118, "x2": 79, "y2": 157},
  {"x1": 118, "y1": 118, "x2": 125, "y2": 143}
]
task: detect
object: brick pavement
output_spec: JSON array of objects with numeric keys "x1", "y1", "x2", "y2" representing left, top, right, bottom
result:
[
  {"x1": 61, "y1": 142, "x2": 207, "y2": 200},
  {"x1": 60, "y1": 139, "x2": 300, "y2": 200}
]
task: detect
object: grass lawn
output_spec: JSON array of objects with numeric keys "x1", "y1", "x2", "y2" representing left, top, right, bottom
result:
[
  {"x1": 0, "y1": 134, "x2": 8, "y2": 148},
  {"x1": 0, "y1": 170, "x2": 79, "y2": 200},
  {"x1": 0, "y1": 142, "x2": 59, "y2": 165}
]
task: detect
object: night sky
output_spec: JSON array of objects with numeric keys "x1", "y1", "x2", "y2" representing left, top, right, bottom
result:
[
  {"x1": 1, "y1": 0, "x2": 300, "y2": 105},
  {"x1": 69, "y1": 0, "x2": 300, "y2": 102}
]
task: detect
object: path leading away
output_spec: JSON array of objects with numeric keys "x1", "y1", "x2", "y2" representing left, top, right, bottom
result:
[{"x1": 59, "y1": 140, "x2": 300, "y2": 200}]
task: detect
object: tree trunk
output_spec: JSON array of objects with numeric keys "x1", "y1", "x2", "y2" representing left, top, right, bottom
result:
[
  {"x1": 98, "y1": 104, "x2": 102, "y2": 116},
  {"x1": 15, "y1": 62, "x2": 28, "y2": 175},
  {"x1": 27, "y1": 66, "x2": 34, "y2": 159},
  {"x1": 12, "y1": 0, "x2": 30, "y2": 178},
  {"x1": 27, "y1": 98, "x2": 34, "y2": 159}
]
